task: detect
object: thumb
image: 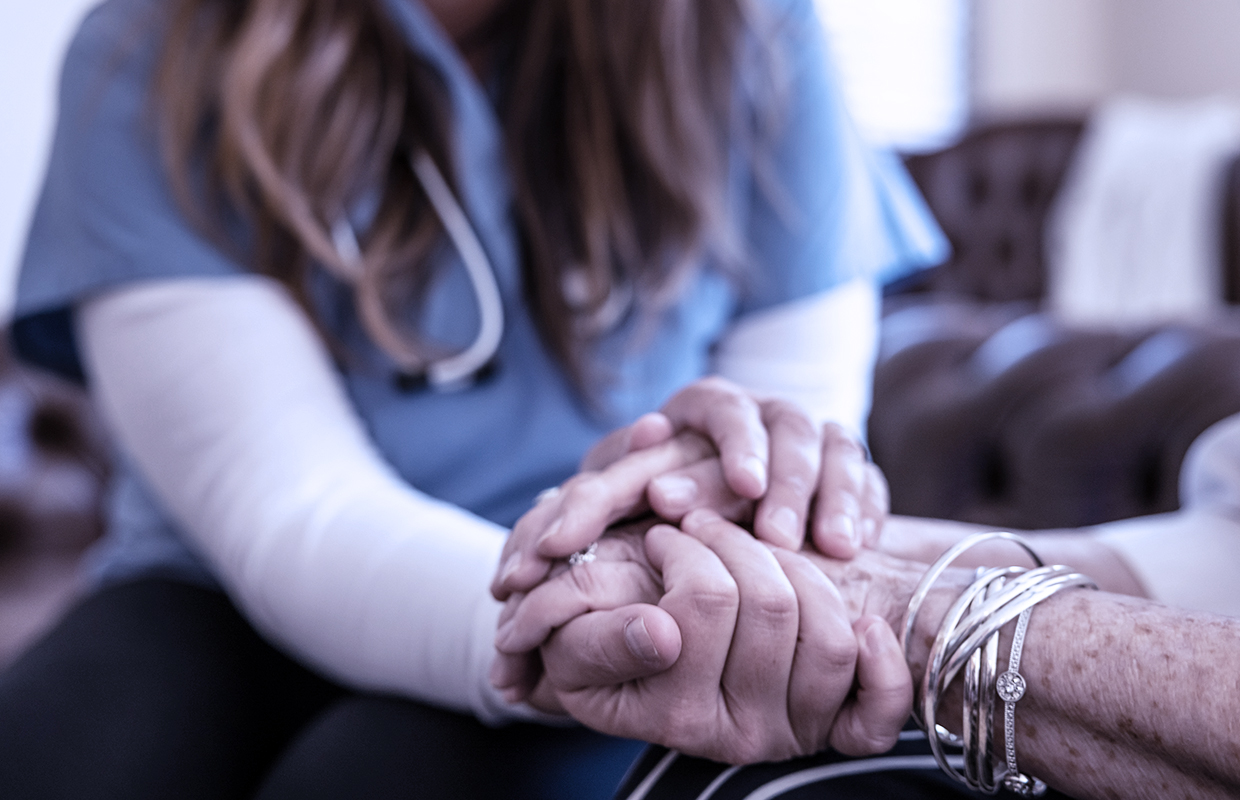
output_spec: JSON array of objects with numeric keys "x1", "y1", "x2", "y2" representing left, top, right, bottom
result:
[
  {"x1": 828, "y1": 616, "x2": 914, "y2": 756},
  {"x1": 541, "y1": 604, "x2": 682, "y2": 690}
]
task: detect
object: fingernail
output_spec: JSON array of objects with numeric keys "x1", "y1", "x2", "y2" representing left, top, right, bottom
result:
[
  {"x1": 860, "y1": 517, "x2": 877, "y2": 546},
  {"x1": 652, "y1": 474, "x2": 698, "y2": 507},
  {"x1": 535, "y1": 517, "x2": 563, "y2": 550},
  {"x1": 830, "y1": 513, "x2": 855, "y2": 548},
  {"x1": 768, "y1": 506, "x2": 800, "y2": 548},
  {"x1": 624, "y1": 617, "x2": 661, "y2": 665},
  {"x1": 742, "y1": 456, "x2": 768, "y2": 492},
  {"x1": 494, "y1": 619, "x2": 516, "y2": 651},
  {"x1": 499, "y1": 553, "x2": 521, "y2": 585}
]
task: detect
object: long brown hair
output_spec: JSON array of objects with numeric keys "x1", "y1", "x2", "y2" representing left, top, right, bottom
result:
[{"x1": 154, "y1": 0, "x2": 777, "y2": 386}]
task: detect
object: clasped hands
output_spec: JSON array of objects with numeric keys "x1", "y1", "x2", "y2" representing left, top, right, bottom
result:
[{"x1": 489, "y1": 378, "x2": 916, "y2": 764}]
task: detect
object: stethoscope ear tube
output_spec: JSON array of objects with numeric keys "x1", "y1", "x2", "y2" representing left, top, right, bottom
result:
[{"x1": 331, "y1": 149, "x2": 506, "y2": 392}]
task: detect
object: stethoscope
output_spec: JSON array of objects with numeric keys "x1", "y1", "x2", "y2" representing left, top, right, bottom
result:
[{"x1": 330, "y1": 150, "x2": 504, "y2": 392}]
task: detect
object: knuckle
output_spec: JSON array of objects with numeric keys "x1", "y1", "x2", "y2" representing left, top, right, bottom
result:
[
  {"x1": 682, "y1": 574, "x2": 740, "y2": 619},
  {"x1": 766, "y1": 400, "x2": 816, "y2": 437},
  {"x1": 834, "y1": 491, "x2": 862, "y2": 518},
  {"x1": 697, "y1": 375, "x2": 740, "y2": 395},
  {"x1": 821, "y1": 632, "x2": 860, "y2": 673},
  {"x1": 672, "y1": 376, "x2": 736, "y2": 411},
  {"x1": 563, "y1": 473, "x2": 609, "y2": 508},
  {"x1": 774, "y1": 441, "x2": 819, "y2": 478},
  {"x1": 866, "y1": 466, "x2": 891, "y2": 503},
  {"x1": 821, "y1": 422, "x2": 866, "y2": 455},
  {"x1": 772, "y1": 464, "x2": 814, "y2": 497},
  {"x1": 711, "y1": 393, "x2": 755, "y2": 423},
  {"x1": 743, "y1": 583, "x2": 798, "y2": 627},
  {"x1": 820, "y1": 421, "x2": 849, "y2": 441}
]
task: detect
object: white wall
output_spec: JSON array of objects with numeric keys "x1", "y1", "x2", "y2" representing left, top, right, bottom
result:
[
  {"x1": 816, "y1": 0, "x2": 970, "y2": 151},
  {"x1": 972, "y1": 0, "x2": 1112, "y2": 118},
  {"x1": 1111, "y1": 0, "x2": 1240, "y2": 105},
  {"x1": 974, "y1": 0, "x2": 1240, "y2": 119},
  {"x1": 0, "y1": 0, "x2": 99, "y2": 321}
]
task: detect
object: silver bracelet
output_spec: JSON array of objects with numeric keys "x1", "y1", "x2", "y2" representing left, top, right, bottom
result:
[
  {"x1": 998, "y1": 606, "x2": 1047, "y2": 797},
  {"x1": 975, "y1": 576, "x2": 1002, "y2": 793},
  {"x1": 921, "y1": 566, "x2": 1017, "y2": 782},
  {"x1": 905, "y1": 532, "x2": 1097, "y2": 796},
  {"x1": 902, "y1": 532, "x2": 1044, "y2": 657},
  {"x1": 962, "y1": 573, "x2": 1000, "y2": 793},
  {"x1": 931, "y1": 567, "x2": 1096, "y2": 780},
  {"x1": 902, "y1": 531, "x2": 1043, "y2": 736}
]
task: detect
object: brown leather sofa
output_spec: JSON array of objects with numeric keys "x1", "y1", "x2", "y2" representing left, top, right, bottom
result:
[{"x1": 870, "y1": 119, "x2": 1240, "y2": 530}]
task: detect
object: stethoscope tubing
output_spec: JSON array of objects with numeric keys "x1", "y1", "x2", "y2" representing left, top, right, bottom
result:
[{"x1": 331, "y1": 149, "x2": 505, "y2": 391}]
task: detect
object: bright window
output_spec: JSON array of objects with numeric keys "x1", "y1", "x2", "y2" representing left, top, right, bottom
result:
[{"x1": 814, "y1": 0, "x2": 970, "y2": 152}]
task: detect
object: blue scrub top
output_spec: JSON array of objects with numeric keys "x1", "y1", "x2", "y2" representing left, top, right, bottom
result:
[{"x1": 14, "y1": 0, "x2": 947, "y2": 586}]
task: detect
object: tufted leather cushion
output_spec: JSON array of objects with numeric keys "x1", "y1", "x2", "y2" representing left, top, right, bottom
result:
[
  {"x1": 901, "y1": 120, "x2": 1084, "y2": 302},
  {"x1": 870, "y1": 299, "x2": 1240, "y2": 528},
  {"x1": 1223, "y1": 155, "x2": 1240, "y2": 303}
]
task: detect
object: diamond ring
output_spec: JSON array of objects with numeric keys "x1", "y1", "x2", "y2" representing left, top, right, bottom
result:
[{"x1": 567, "y1": 542, "x2": 598, "y2": 566}]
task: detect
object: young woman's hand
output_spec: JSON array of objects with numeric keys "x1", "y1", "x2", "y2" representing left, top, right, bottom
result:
[
  {"x1": 526, "y1": 510, "x2": 912, "y2": 763},
  {"x1": 586, "y1": 377, "x2": 889, "y2": 557},
  {"x1": 489, "y1": 517, "x2": 670, "y2": 705},
  {"x1": 490, "y1": 432, "x2": 717, "y2": 603}
]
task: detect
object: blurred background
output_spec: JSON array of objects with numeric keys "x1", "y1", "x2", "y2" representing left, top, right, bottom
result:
[{"x1": 5, "y1": 0, "x2": 1240, "y2": 664}]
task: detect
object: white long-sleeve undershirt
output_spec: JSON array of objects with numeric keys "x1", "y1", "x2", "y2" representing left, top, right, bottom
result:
[
  {"x1": 77, "y1": 274, "x2": 878, "y2": 721},
  {"x1": 713, "y1": 277, "x2": 879, "y2": 438},
  {"x1": 78, "y1": 277, "x2": 526, "y2": 723},
  {"x1": 1094, "y1": 413, "x2": 1240, "y2": 617}
]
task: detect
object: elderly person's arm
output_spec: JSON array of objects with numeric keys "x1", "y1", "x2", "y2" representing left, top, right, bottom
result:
[
  {"x1": 532, "y1": 525, "x2": 1240, "y2": 798},
  {"x1": 880, "y1": 553, "x2": 1240, "y2": 800}
]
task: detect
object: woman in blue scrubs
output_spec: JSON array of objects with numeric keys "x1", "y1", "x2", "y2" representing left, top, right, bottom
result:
[{"x1": 0, "y1": 0, "x2": 944, "y2": 796}]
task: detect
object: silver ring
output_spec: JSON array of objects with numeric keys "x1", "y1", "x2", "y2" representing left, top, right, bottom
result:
[{"x1": 567, "y1": 542, "x2": 598, "y2": 566}]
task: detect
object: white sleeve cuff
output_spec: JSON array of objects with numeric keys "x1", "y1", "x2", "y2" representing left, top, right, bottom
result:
[
  {"x1": 712, "y1": 278, "x2": 880, "y2": 437},
  {"x1": 1093, "y1": 509, "x2": 1240, "y2": 617}
]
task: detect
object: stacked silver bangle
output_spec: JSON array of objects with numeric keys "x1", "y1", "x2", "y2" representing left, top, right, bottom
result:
[{"x1": 901, "y1": 532, "x2": 1098, "y2": 796}]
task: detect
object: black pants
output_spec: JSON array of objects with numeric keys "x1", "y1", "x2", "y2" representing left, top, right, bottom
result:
[{"x1": 0, "y1": 579, "x2": 643, "y2": 799}]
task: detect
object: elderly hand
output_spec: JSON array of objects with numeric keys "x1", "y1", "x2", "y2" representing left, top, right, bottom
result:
[
  {"x1": 521, "y1": 511, "x2": 913, "y2": 763},
  {"x1": 490, "y1": 431, "x2": 716, "y2": 603}
]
